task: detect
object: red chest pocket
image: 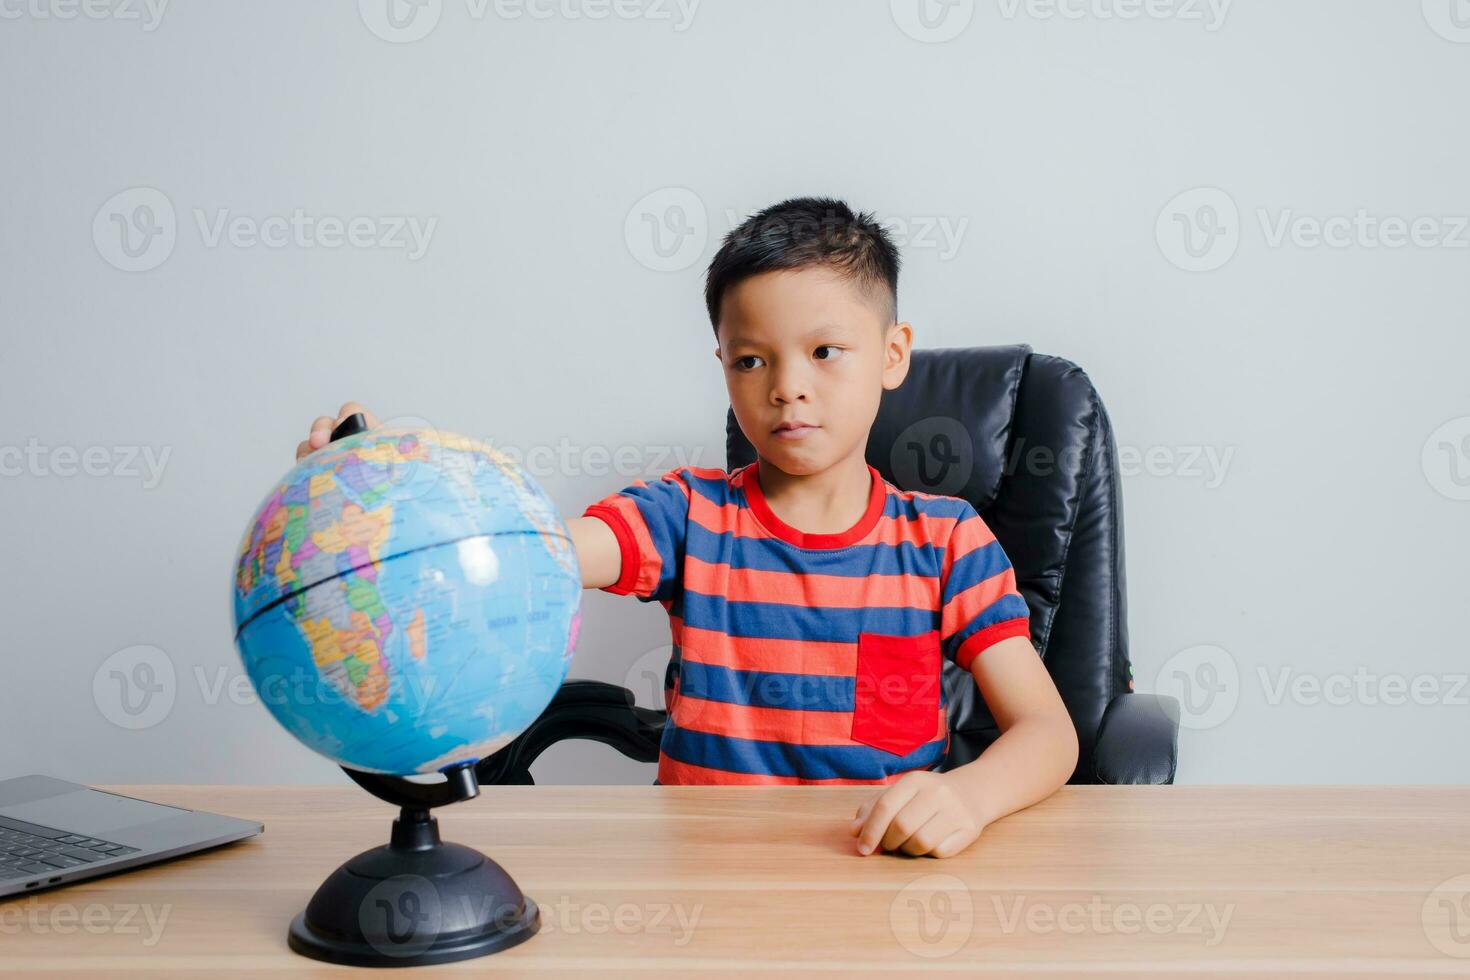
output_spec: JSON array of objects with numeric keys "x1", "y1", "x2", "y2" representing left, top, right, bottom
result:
[{"x1": 850, "y1": 630, "x2": 943, "y2": 757}]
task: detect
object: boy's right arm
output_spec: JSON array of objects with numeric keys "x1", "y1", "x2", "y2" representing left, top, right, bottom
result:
[
  {"x1": 567, "y1": 516, "x2": 622, "y2": 590},
  {"x1": 295, "y1": 403, "x2": 623, "y2": 590}
]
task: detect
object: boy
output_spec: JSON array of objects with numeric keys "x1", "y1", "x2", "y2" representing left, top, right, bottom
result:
[{"x1": 296, "y1": 197, "x2": 1078, "y2": 859}]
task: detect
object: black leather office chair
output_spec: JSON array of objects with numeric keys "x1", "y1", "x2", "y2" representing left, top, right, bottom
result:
[{"x1": 477, "y1": 345, "x2": 1179, "y2": 787}]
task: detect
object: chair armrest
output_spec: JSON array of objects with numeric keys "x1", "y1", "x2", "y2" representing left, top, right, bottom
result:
[
  {"x1": 475, "y1": 678, "x2": 667, "y2": 786},
  {"x1": 1091, "y1": 693, "x2": 1180, "y2": 785}
]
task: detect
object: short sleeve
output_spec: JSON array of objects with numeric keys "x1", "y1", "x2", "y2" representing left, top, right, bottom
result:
[
  {"x1": 581, "y1": 468, "x2": 694, "y2": 603},
  {"x1": 940, "y1": 502, "x2": 1032, "y2": 671}
]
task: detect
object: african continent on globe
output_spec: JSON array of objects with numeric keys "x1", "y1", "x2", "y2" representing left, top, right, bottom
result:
[{"x1": 232, "y1": 426, "x2": 582, "y2": 775}]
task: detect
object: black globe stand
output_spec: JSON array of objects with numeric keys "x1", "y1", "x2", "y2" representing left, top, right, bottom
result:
[{"x1": 286, "y1": 761, "x2": 539, "y2": 967}]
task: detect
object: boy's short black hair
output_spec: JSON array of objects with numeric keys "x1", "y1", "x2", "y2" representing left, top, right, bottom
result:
[{"x1": 704, "y1": 196, "x2": 900, "y2": 333}]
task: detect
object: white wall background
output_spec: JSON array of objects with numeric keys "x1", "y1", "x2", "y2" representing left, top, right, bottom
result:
[{"x1": 2, "y1": 0, "x2": 1466, "y2": 787}]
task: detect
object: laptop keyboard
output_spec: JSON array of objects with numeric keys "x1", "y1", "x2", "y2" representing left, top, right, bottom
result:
[{"x1": 0, "y1": 815, "x2": 139, "y2": 881}]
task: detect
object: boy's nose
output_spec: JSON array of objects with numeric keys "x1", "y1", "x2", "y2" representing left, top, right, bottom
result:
[
  {"x1": 770, "y1": 388, "x2": 810, "y2": 406},
  {"x1": 768, "y1": 368, "x2": 811, "y2": 404}
]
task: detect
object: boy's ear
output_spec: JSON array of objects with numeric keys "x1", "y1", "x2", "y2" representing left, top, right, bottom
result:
[{"x1": 881, "y1": 321, "x2": 914, "y2": 391}]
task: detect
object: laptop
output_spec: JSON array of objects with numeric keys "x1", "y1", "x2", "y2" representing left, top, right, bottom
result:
[{"x1": 0, "y1": 775, "x2": 262, "y2": 898}]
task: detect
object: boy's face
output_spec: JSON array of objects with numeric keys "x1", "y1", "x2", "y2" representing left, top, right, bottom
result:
[{"x1": 714, "y1": 266, "x2": 912, "y2": 478}]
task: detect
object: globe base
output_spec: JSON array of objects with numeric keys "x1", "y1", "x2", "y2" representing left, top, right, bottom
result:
[{"x1": 287, "y1": 806, "x2": 539, "y2": 968}]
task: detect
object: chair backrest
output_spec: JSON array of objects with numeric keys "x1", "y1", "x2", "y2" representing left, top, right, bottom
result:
[{"x1": 725, "y1": 345, "x2": 1132, "y2": 783}]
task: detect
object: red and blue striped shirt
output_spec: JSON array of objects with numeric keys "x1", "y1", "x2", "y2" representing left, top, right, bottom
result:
[{"x1": 582, "y1": 459, "x2": 1031, "y2": 786}]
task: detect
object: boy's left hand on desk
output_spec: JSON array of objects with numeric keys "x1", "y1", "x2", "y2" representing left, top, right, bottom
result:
[{"x1": 848, "y1": 770, "x2": 985, "y2": 859}]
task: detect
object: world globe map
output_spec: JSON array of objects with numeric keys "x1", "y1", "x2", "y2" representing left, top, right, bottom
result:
[{"x1": 232, "y1": 426, "x2": 582, "y2": 775}]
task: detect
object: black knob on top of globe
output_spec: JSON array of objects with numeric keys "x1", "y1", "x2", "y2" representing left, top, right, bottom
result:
[{"x1": 329, "y1": 411, "x2": 369, "y2": 442}]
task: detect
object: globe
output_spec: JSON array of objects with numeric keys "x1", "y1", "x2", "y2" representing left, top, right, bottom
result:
[{"x1": 231, "y1": 425, "x2": 582, "y2": 776}]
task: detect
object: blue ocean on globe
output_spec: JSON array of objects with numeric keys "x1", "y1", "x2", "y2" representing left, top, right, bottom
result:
[{"x1": 232, "y1": 426, "x2": 582, "y2": 775}]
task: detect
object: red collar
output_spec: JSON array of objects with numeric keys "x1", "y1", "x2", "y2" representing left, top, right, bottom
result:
[{"x1": 741, "y1": 459, "x2": 887, "y2": 549}]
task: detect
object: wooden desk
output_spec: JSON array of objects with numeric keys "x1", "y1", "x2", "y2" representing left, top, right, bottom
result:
[{"x1": 2, "y1": 785, "x2": 1467, "y2": 976}]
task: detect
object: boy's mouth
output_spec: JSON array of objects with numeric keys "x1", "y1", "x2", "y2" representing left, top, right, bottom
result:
[{"x1": 772, "y1": 421, "x2": 819, "y2": 441}]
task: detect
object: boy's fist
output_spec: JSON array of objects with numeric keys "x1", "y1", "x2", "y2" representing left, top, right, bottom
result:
[
  {"x1": 295, "y1": 402, "x2": 381, "y2": 461},
  {"x1": 849, "y1": 770, "x2": 985, "y2": 859}
]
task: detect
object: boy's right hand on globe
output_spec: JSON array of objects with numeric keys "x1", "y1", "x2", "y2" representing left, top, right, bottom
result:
[
  {"x1": 288, "y1": 401, "x2": 624, "y2": 591},
  {"x1": 295, "y1": 402, "x2": 381, "y2": 461}
]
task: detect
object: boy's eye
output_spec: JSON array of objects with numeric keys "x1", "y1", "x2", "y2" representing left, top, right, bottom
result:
[
  {"x1": 733, "y1": 355, "x2": 764, "y2": 370},
  {"x1": 813, "y1": 345, "x2": 843, "y2": 361}
]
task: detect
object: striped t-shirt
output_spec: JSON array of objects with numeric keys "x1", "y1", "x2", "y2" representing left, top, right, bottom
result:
[{"x1": 582, "y1": 459, "x2": 1031, "y2": 786}]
